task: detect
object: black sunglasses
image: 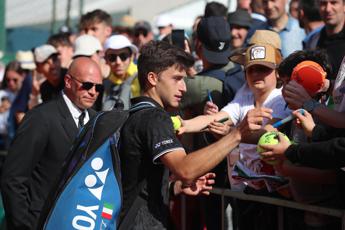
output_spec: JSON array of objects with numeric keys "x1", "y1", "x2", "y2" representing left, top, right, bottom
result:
[
  {"x1": 134, "y1": 29, "x2": 148, "y2": 37},
  {"x1": 6, "y1": 78, "x2": 18, "y2": 83},
  {"x1": 68, "y1": 74, "x2": 104, "y2": 93},
  {"x1": 105, "y1": 53, "x2": 131, "y2": 63}
]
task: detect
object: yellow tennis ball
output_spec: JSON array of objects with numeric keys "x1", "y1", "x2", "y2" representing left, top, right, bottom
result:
[
  {"x1": 171, "y1": 116, "x2": 182, "y2": 131},
  {"x1": 257, "y1": 131, "x2": 290, "y2": 165}
]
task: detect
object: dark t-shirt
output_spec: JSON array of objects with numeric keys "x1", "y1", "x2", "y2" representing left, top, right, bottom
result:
[
  {"x1": 40, "y1": 68, "x2": 67, "y2": 102},
  {"x1": 119, "y1": 96, "x2": 184, "y2": 229},
  {"x1": 317, "y1": 25, "x2": 345, "y2": 79}
]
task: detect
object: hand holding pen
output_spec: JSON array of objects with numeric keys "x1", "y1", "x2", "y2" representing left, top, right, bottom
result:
[
  {"x1": 272, "y1": 109, "x2": 315, "y2": 137},
  {"x1": 204, "y1": 90, "x2": 218, "y2": 115},
  {"x1": 272, "y1": 109, "x2": 305, "y2": 128},
  {"x1": 293, "y1": 109, "x2": 315, "y2": 137},
  {"x1": 207, "y1": 89, "x2": 213, "y2": 103}
]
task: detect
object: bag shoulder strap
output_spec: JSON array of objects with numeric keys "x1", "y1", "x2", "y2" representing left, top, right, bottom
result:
[{"x1": 118, "y1": 101, "x2": 156, "y2": 229}]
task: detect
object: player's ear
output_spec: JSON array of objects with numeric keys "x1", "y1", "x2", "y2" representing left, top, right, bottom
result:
[{"x1": 147, "y1": 72, "x2": 158, "y2": 86}]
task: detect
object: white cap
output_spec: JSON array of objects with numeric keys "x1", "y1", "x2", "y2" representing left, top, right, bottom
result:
[
  {"x1": 34, "y1": 44, "x2": 58, "y2": 63},
  {"x1": 104, "y1": 35, "x2": 138, "y2": 53},
  {"x1": 16, "y1": 50, "x2": 36, "y2": 70},
  {"x1": 155, "y1": 15, "x2": 173, "y2": 28},
  {"x1": 73, "y1": 35, "x2": 103, "y2": 57}
]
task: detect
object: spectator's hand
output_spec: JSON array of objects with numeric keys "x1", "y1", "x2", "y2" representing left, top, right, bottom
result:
[
  {"x1": 293, "y1": 109, "x2": 315, "y2": 137},
  {"x1": 175, "y1": 172, "x2": 216, "y2": 196},
  {"x1": 237, "y1": 108, "x2": 273, "y2": 141},
  {"x1": 208, "y1": 121, "x2": 231, "y2": 139},
  {"x1": 264, "y1": 124, "x2": 277, "y2": 132},
  {"x1": 31, "y1": 72, "x2": 41, "y2": 96},
  {"x1": 319, "y1": 79, "x2": 330, "y2": 94},
  {"x1": 284, "y1": 80, "x2": 312, "y2": 110},
  {"x1": 204, "y1": 101, "x2": 219, "y2": 115},
  {"x1": 259, "y1": 132, "x2": 291, "y2": 162}
]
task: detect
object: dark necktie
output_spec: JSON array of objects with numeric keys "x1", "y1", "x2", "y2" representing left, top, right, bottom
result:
[{"x1": 78, "y1": 111, "x2": 86, "y2": 129}]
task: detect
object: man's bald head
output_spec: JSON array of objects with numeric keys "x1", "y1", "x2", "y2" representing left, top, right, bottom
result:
[
  {"x1": 64, "y1": 57, "x2": 103, "y2": 109},
  {"x1": 67, "y1": 57, "x2": 102, "y2": 80}
]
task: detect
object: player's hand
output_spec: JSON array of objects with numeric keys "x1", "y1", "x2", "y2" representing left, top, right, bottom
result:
[
  {"x1": 237, "y1": 108, "x2": 273, "y2": 142},
  {"x1": 177, "y1": 172, "x2": 216, "y2": 196}
]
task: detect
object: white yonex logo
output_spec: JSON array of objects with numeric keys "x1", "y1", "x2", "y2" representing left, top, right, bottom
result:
[
  {"x1": 84, "y1": 157, "x2": 109, "y2": 200},
  {"x1": 250, "y1": 46, "x2": 266, "y2": 60},
  {"x1": 218, "y1": 42, "x2": 225, "y2": 50}
]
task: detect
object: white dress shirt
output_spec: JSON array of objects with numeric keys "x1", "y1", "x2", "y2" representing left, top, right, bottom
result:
[{"x1": 62, "y1": 91, "x2": 89, "y2": 128}]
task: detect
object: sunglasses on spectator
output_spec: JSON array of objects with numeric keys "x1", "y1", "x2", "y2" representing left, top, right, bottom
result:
[
  {"x1": 134, "y1": 29, "x2": 148, "y2": 37},
  {"x1": 6, "y1": 78, "x2": 19, "y2": 83},
  {"x1": 105, "y1": 53, "x2": 131, "y2": 63},
  {"x1": 68, "y1": 74, "x2": 104, "y2": 93}
]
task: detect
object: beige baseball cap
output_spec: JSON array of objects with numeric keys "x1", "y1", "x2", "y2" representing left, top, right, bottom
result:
[
  {"x1": 231, "y1": 43, "x2": 281, "y2": 70},
  {"x1": 249, "y1": 30, "x2": 281, "y2": 50},
  {"x1": 16, "y1": 50, "x2": 36, "y2": 70}
]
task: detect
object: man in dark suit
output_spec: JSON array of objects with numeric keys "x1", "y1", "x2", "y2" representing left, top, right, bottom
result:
[{"x1": 0, "y1": 57, "x2": 103, "y2": 229}]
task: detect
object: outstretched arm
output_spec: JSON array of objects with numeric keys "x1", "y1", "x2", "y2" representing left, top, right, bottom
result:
[
  {"x1": 178, "y1": 111, "x2": 229, "y2": 134},
  {"x1": 161, "y1": 108, "x2": 273, "y2": 184},
  {"x1": 260, "y1": 132, "x2": 345, "y2": 169}
]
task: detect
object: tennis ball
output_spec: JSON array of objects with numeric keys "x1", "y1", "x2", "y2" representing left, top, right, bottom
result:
[
  {"x1": 257, "y1": 131, "x2": 290, "y2": 165},
  {"x1": 171, "y1": 116, "x2": 182, "y2": 131}
]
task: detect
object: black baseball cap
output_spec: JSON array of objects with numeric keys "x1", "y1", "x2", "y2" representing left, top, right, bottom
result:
[
  {"x1": 134, "y1": 20, "x2": 152, "y2": 32},
  {"x1": 227, "y1": 9, "x2": 252, "y2": 28},
  {"x1": 197, "y1": 16, "x2": 231, "y2": 65}
]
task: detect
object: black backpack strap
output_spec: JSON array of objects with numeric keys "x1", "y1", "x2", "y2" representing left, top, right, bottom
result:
[
  {"x1": 129, "y1": 101, "x2": 156, "y2": 112},
  {"x1": 118, "y1": 101, "x2": 157, "y2": 229}
]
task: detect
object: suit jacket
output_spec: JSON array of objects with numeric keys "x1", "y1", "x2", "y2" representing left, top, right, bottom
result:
[{"x1": 0, "y1": 94, "x2": 96, "y2": 230}]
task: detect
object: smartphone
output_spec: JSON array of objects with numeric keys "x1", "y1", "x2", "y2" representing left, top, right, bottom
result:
[{"x1": 171, "y1": 29, "x2": 185, "y2": 50}]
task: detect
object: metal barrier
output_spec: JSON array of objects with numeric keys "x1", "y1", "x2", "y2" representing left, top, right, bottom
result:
[
  {"x1": 208, "y1": 187, "x2": 345, "y2": 230},
  {"x1": 177, "y1": 187, "x2": 345, "y2": 230}
]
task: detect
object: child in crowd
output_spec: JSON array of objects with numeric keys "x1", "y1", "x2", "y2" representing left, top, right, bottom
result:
[{"x1": 180, "y1": 42, "x2": 290, "y2": 230}]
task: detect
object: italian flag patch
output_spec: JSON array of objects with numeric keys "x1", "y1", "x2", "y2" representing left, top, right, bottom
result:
[{"x1": 101, "y1": 203, "x2": 113, "y2": 220}]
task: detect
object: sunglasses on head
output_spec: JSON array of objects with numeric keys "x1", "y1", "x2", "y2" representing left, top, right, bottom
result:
[
  {"x1": 105, "y1": 52, "x2": 131, "y2": 63},
  {"x1": 68, "y1": 74, "x2": 104, "y2": 93}
]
